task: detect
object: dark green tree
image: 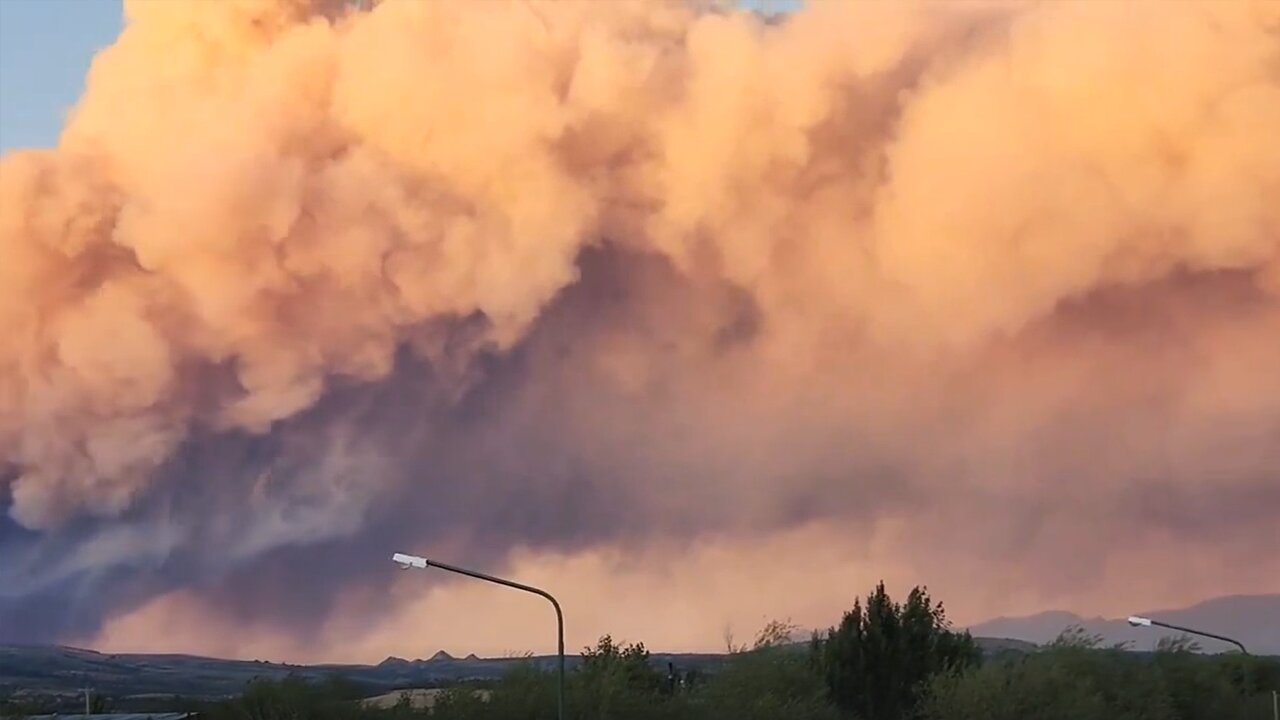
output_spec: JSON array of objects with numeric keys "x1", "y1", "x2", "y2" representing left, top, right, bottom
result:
[
  {"x1": 579, "y1": 635, "x2": 662, "y2": 692},
  {"x1": 573, "y1": 635, "x2": 667, "y2": 719},
  {"x1": 814, "y1": 582, "x2": 979, "y2": 720}
]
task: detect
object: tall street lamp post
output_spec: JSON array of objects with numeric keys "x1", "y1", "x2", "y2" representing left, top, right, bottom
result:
[
  {"x1": 393, "y1": 553, "x2": 565, "y2": 720},
  {"x1": 1129, "y1": 615, "x2": 1277, "y2": 719},
  {"x1": 1126, "y1": 615, "x2": 1249, "y2": 655}
]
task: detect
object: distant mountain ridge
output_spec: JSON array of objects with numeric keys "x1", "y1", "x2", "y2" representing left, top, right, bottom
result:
[
  {"x1": 0, "y1": 644, "x2": 729, "y2": 699},
  {"x1": 2, "y1": 637, "x2": 1024, "y2": 699},
  {"x1": 3, "y1": 595, "x2": 1273, "y2": 699},
  {"x1": 968, "y1": 594, "x2": 1280, "y2": 654}
]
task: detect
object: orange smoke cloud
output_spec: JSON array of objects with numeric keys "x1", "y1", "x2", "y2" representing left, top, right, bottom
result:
[{"x1": 2, "y1": 0, "x2": 1279, "y2": 655}]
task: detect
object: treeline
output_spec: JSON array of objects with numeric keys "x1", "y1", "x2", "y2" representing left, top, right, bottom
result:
[{"x1": 7, "y1": 582, "x2": 1275, "y2": 719}]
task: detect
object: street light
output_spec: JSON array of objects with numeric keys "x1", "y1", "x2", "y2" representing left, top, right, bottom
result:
[
  {"x1": 393, "y1": 553, "x2": 565, "y2": 720},
  {"x1": 1129, "y1": 616, "x2": 1277, "y2": 720},
  {"x1": 1127, "y1": 615, "x2": 1249, "y2": 655}
]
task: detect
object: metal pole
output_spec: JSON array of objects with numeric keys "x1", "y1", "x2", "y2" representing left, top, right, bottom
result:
[
  {"x1": 1147, "y1": 619, "x2": 1249, "y2": 655},
  {"x1": 1271, "y1": 689, "x2": 1277, "y2": 720},
  {"x1": 421, "y1": 558, "x2": 565, "y2": 720}
]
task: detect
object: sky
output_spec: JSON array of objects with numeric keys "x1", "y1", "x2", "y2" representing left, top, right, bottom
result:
[
  {"x1": 0, "y1": 0, "x2": 123, "y2": 152},
  {"x1": 1, "y1": 0, "x2": 1277, "y2": 664}
]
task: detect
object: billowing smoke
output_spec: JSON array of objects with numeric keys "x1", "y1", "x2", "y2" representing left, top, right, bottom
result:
[{"x1": 2, "y1": 0, "x2": 1279, "y2": 659}]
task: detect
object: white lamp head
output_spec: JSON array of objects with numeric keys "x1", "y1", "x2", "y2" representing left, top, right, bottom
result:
[
  {"x1": 393, "y1": 552, "x2": 429, "y2": 570},
  {"x1": 1127, "y1": 616, "x2": 1152, "y2": 627}
]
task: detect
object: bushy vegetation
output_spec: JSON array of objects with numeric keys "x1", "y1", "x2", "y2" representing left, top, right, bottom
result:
[
  {"x1": 922, "y1": 629, "x2": 1280, "y2": 720},
  {"x1": 13, "y1": 583, "x2": 1274, "y2": 720}
]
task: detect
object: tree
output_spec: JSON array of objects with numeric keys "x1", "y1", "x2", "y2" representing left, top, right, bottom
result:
[
  {"x1": 698, "y1": 643, "x2": 838, "y2": 720},
  {"x1": 579, "y1": 635, "x2": 664, "y2": 693},
  {"x1": 920, "y1": 638, "x2": 1280, "y2": 720},
  {"x1": 573, "y1": 635, "x2": 667, "y2": 720},
  {"x1": 814, "y1": 582, "x2": 980, "y2": 720},
  {"x1": 1152, "y1": 647, "x2": 1267, "y2": 720},
  {"x1": 752, "y1": 618, "x2": 802, "y2": 651}
]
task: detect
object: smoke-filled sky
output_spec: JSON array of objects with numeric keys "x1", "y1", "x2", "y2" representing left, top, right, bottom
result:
[{"x1": 1, "y1": 0, "x2": 1278, "y2": 663}]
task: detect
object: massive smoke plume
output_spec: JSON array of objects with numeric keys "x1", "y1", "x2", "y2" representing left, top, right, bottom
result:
[{"x1": 1, "y1": 0, "x2": 1278, "y2": 660}]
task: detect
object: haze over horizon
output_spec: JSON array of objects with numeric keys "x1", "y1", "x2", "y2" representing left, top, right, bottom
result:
[
  {"x1": 29, "y1": 592, "x2": 1280, "y2": 664},
  {"x1": 2, "y1": 0, "x2": 1278, "y2": 665}
]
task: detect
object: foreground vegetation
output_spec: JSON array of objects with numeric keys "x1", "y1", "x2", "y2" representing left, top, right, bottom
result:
[{"x1": 4, "y1": 583, "x2": 1275, "y2": 719}]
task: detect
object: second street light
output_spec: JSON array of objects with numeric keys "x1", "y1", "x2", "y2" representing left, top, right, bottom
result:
[
  {"x1": 393, "y1": 552, "x2": 565, "y2": 720},
  {"x1": 1127, "y1": 615, "x2": 1249, "y2": 655},
  {"x1": 1129, "y1": 616, "x2": 1277, "y2": 720}
]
